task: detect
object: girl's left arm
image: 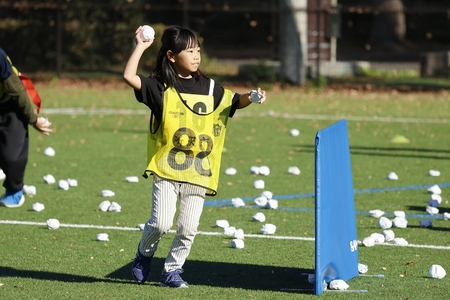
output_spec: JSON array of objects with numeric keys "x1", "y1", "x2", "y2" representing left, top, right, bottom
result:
[{"x1": 236, "y1": 87, "x2": 266, "y2": 109}]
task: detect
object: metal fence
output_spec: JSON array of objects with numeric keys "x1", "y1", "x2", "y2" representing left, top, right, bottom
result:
[{"x1": 1, "y1": 0, "x2": 449, "y2": 77}]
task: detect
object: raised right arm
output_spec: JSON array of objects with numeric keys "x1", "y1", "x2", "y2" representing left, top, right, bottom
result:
[{"x1": 123, "y1": 27, "x2": 154, "y2": 90}]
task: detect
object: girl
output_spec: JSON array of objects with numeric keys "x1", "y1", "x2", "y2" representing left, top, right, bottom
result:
[{"x1": 123, "y1": 26, "x2": 266, "y2": 288}]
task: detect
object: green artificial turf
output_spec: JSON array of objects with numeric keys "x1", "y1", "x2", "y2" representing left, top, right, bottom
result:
[{"x1": 0, "y1": 82, "x2": 449, "y2": 299}]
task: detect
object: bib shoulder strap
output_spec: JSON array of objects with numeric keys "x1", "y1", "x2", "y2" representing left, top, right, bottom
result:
[{"x1": 208, "y1": 79, "x2": 215, "y2": 96}]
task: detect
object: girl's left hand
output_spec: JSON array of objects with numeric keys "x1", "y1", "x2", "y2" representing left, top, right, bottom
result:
[{"x1": 250, "y1": 87, "x2": 266, "y2": 104}]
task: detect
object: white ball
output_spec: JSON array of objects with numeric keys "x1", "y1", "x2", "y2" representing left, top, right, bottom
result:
[
  {"x1": 215, "y1": 219, "x2": 229, "y2": 228},
  {"x1": 289, "y1": 129, "x2": 300, "y2": 136},
  {"x1": 358, "y1": 263, "x2": 368, "y2": 274},
  {"x1": 429, "y1": 264, "x2": 446, "y2": 279},
  {"x1": 265, "y1": 199, "x2": 278, "y2": 210},
  {"x1": 224, "y1": 167, "x2": 237, "y2": 175},
  {"x1": 43, "y1": 174, "x2": 56, "y2": 184},
  {"x1": 382, "y1": 229, "x2": 395, "y2": 242},
  {"x1": 39, "y1": 116, "x2": 51, "y2": 126},
  {"x1": 254, "y1": 196, "x2": 268, "y2": 207},
  {"x1": 261, "y1": 223, "x2": 276, "y2": 235},
  {"x1": 44, "y1": 147, "x2": 56, "y2": 157},
  {"x1": 32, "y1": 202, "x2": 45, "y2": 212},
  {"x1": 99, "y1": 200, "x2": 111, "y2": 212},
  {"x1": 378, "y1": 216, "x2": 392, "y2": 229},
  {"x1": 288, "y1": 166, "x2": 301, "y2": 175},
  {"x1": 141, "y1": 25, "x2": 155, "y2": 40},
  {"x1": 233, "y1": 228, "x2": 245, "y2": 240},
  {"x1": 231, "y1": 197, "x2": 245, "y2": 207},
  {"x1": 67, "y1": 178, "x2": 78, "y2": 187},
  {"x1": 252, "y1": 212, "x2": 266, "y2": 222},
  {"x1": 125, "y1": 176, "x2": 139, "y2": 183},
  {"x1": 58, "y1": 179, "x2": 69, "y2": 191},
  {"x1": 96, "y1": 233, "x2": 109, "y2": 242},
  {"x1": 47, "y1": 218, "x2": 60, "y2": 230},
  {"x1": 230, "y1": 238, "x2": 244, "y2": 249},
  {"x1": 259, "y1": 166, "x2": 270, "y2": 176},
  {"x1": 223, "y1": 226, "x2": 236, "y2": 236},
  {"x1": 362, "y1": 236, "x2": 375, "y2": 247},
  {"x1": 253, "y1": 179, "x2": 265, "y2": 189}
]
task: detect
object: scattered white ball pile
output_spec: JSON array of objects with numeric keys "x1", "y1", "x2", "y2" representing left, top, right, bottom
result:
[
  {"x1": 359, "y1": 172, "x2": 447, "y2": 289},
  {"x1": 0, "y1": 134, "x2": 446, "y2": 292},
  {"x1": 0, "y1": 147, "x2": 142, "y2": 243}
]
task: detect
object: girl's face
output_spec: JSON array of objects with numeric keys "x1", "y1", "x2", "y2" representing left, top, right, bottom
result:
[{"x1": 168, "y1": 46, "x2": 201, "y2": 78}]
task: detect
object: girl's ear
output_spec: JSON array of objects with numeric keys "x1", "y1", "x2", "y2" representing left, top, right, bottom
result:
[{"x1": 166, "y1": 50, "x2": 175, "y2": 63}]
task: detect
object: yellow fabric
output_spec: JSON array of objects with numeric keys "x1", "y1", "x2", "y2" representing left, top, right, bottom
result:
[
  {"x1": 7, "y1": 56, "x2": 19, "y2": 75},
  {"x1": 144, "y1": 84, "x2": 233, "y2": 196}
]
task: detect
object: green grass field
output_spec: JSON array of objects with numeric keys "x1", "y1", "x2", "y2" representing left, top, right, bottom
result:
[{"x1": 1, "y1": 80, "x2": 450, "y2": 299}]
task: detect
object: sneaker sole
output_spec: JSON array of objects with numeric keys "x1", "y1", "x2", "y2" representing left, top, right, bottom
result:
[
  {"x1": 0, "y1": 195, "x2": 25, "y2": 208},
  {"x1": 131, "y1": 272, "x2": 146, "y2": 284},
  {"x1": 160, "y1": 282, "x2": 188, "y2": 288}
]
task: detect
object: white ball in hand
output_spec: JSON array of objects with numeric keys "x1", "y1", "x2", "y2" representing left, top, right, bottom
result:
[
  {"x1": 39, "y1": 116, "x2": 50, "y2": 126},
  {"x1": 141, "y1": 25, "x2": 155, "y2": 41}
]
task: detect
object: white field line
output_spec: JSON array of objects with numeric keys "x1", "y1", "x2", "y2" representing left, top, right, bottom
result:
[
  {"x1": 2, "y1": 220, "x2": 450, "y2": 250},
  {"x1": 236, "y1": 111, "x2": 450, "y2": 124},
  {"x1": 40, "y1": 108, "x2": 450, "y2": 124},
  {"x1": 41, "y1": 108, "x2": 149, "y2": 115}
]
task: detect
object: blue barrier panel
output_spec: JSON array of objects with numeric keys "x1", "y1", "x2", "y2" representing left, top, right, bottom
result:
[{"x1": 314, "y1": 119, "x2": 359, "y2": 295}]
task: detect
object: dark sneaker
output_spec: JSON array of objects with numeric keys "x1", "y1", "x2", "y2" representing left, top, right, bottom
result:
[
  {"x1": 160, "y1": 269, "x2": 188, "y2": 288},
  {"x1": 131, "y1": 250, "x2": 153, "y2": 284},
  {"x1": 0, "y1": 190, "x2": 25, "y2": 208}
]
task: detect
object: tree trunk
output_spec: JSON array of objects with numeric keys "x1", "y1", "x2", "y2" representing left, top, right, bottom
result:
[{"x1": 279, "y1": 0, "x2": 308, "y2": 85}]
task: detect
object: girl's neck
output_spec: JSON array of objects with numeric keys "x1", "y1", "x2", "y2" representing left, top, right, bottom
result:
[{"x1": 178, "y1": 74, "x2": 192, "y2": 79}]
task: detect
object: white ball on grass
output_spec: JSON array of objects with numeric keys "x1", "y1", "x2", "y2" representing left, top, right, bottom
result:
[
  {"x1": 289, "y1": 129, "x2": 300, "y2": 136},
  {"x1": 44, "y1": 147, "x2": 55, "y2": 157},
  {"x1": 47, "y1": 218, "x2": 60, "y2": 230},
  {"x1": 230, "y1": 239, "x2": 244, "y2": 249},
  {"x1": 429, "y1": 264, "x2": 446, "y2": 279},
  {"x1": 96, "y1": 233, "x2": 109, "y2": 242},
  {"x1": 32, "y1": 202, "x2": 45, "y2": 212}
]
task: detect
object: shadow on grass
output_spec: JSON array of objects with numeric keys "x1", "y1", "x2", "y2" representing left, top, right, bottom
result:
[
  {"x1": 0, "y1": 259, "x2": 315, "y2": 293},
  {"x1": 105, "y1": 257, "x2": 314, "y2": 292},
  {"x1": 0, "y1": 266, "x2": 132, "y2": 284},
  {"x1": 405, "y1": 224, "x2": 450, "y2": 232},
  {"x1": 297, "y1": 144, "x2": 450, "y2": 160},
  {"x1": 406, "y1": 205, "x2": 450, "y2": 215}
]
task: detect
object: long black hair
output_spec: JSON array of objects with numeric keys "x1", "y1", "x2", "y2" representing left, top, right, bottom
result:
[{"x1": 152, "y1": 27, "x2": 202, "y2": 88}]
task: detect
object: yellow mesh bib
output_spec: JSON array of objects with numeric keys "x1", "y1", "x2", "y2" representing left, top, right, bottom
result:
[{"x1": 144, "y1": 79, "x2": 233, "y2": 196}]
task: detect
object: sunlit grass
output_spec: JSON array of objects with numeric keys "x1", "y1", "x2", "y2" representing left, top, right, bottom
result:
[{"x1": 0, "y1": 84, "x2": 449, "y2": 299}]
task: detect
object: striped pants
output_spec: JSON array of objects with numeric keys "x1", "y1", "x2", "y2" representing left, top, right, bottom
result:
[{"x1": 138, "y1": 175, "x2": 206, "y2": 273}]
